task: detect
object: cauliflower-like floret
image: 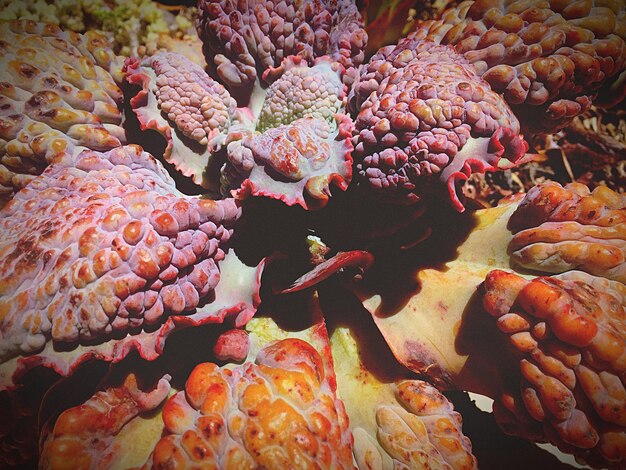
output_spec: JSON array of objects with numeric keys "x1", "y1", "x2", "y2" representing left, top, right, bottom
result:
[
  {"x1": 0, "y1": 145, "x2": 254, "y2": 378},
  {"x1": 0, "y1": 20, "x2": 125, "y2": 202},
  {"x1": 196, "y1": 0, "x2": 367, "y2": 101},
  {"x1": 144, "y1": 338, "x2": 354, "y2": 469},
  {"x1": 508, "y1": 182, "x2": 626, "y2": 283},
  {"x1": 350, "y1": 38, "x2": 529, "y2": 211},
  {"x1": 483, "y1": 269, "x2": 626, "y2": 469},
  {"x1": 124, "y1": 52, "x2": 236, "y2": 188},
  {"x1": 409, "y1": 0, "x2": 626, "y2": 133},
  {"x1": 258, "y1": 56, "x2": 345, "y2": 132}
]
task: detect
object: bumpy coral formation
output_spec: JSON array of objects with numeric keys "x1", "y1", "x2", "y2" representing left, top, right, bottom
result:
[
  {"x1": 350, "y1": 37, "x2": 529, "y2": 210},
  {"x1": 483, "y1": 270, "x2": 626, "y2": 468},
  {"x1": 0, "y1": 20, "x2": 125, "y2": 200},
  {"x1": 125, "y1": 52, "x2": 237, "y2": 187},
  {"x1": 0, "y1": 145, "x2": 260, "y2": 389},
  {"x1": 508, "y1": 182, "x2": 626, "y2": 283},
  {"x1": 353, "y1": 380, "x2": 477, "y2": 470},
  {"x1": 409, "y1": 0, "x2": 626, "y2": 133},
  {"x1": 196, "y1": 0, "x2": 367, "y2": 99},
  {"x1": 40, "y1": 374, "x2": 171, "y2": 470},
  {"x1": 144, "y1": 338, "x2": 354, "y2": 469}
]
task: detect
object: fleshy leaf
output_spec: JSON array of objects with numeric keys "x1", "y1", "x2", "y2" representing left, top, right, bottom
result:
[
  {"x1": 330, "y1": 325, "x2": 478, "y2": 470},
  {"x1": 0, "y1": 145, "x2": 263, "y2": 391},
  {"x1": 350, "y1": 38, "x2": 529, "y2": 210},
  {"x1": 508, "y1": 182, "x2": 626, "y2": 283},
  {"x1": 409, "y1": 0, "x2": 626, "y2": 133},
  {"x1": 124, "y1": 52, "x2": 236, "y2": 188},
  {"x1": 40, "y1": 373, "x2": 171, "y2": 469},
  {"x1": 196, "y1": 0, "x2": 367, "y2": 100}
]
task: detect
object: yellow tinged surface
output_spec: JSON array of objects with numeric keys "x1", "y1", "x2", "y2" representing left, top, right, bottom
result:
[{"x1": 357, "y1": 202, "x2": 532, "y2": 396}]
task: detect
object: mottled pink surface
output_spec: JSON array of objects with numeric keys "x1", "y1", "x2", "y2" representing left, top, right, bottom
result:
[
  {"x1": 0, "y1": 20, "x2": 125, "y2": 200},
  {"x1": 0, "y1": 145, "x2": 264, "y2": 390},
  {"x1": 350, "y1": 38, "x2": 529, "y2": 211}
]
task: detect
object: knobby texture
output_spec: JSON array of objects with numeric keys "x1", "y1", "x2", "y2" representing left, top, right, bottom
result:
[
  {"x1": 144, "y1": 338, "x2": 354, "y2": 469},
  {"x1": 0, "y1": 20, "x2": 125, "y2": 202},
  {"x1": 222, "y1": 56, "x2": 353, "y2": 209},
  {"x1": 483, "y1": 270, "x2": 626, "y2": 469},
  {"x1": 350, "y1": 37, "x2": 528, "y2": 210},
  {"x1": 196, "y1": 0, "x2": 367, "y2": 100},
  {"x1": 508, "y1": 182, "x2": 626, "y2": 283},
  {"x1": 0, "y1": 145, "x2": 254, "y2": 389},
  {"x1": 409, "y1": 0, "x2": 626, "y2": 133},
  {"x1": 352, "y1": 380, "x2": 478, "y2": 470},
  {"x1": 124, "y1": 52, "x2": 237, "y2": 188}
]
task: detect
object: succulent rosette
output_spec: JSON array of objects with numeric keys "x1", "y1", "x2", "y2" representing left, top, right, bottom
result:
[
  {"x1": 196, "y1": 0, "x2": 367, "y2": 101},
  {"x1": 124, "y1": 51, "x2": 238, "y2": 189},
  {"x1": 0, "y1": 20, "x2": 126, "y2": 202},
  {"x1": 350, "y1": 37, "x2": 530, "y2": 211},
  {"x1": 222, "y1": 56, "x2": 354, "y2": 209},
  {"x1": 0, "y1": 145, "x2": 263, "y2": 391},
  {"x1": 409, "y1": 0, "x2": 626, "y2": 133},
  {"x1": 1, "y1": 1, "x2": 625, "y2": 467}
]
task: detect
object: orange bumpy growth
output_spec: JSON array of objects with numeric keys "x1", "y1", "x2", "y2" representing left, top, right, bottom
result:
[
  {"x1": 483, "y1": 269, "x2": 626, "y2": 469},
  {"x1": 145, "y1": 338, "x2": 354, "y2": 469},
  {"x1": 508, "y1": 182, "x2": 626, "y2": 283},
  {"x1": 40, "y1": 374, "x2": 171, "y2": 470}
]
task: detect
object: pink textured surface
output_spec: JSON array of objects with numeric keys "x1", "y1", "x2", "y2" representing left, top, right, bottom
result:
[
  {"x1": 350, "y1": 38, "x2": 528, "y2": 210},
  {"x1": 257, "y1": 56, "x2": 346, "y2": 132},
  {"x1": 0, "y1": 145, "x2": 240, "y2": 366},
  {"x1": 132, "y1": 52, "x2": 235, "y2": 146},
  {"x1": 409, "y1": 0, "x2": 626, "y2": 133},
  {"x1": 196, "y1": 0, "x2": 367, "y2": 96}
]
